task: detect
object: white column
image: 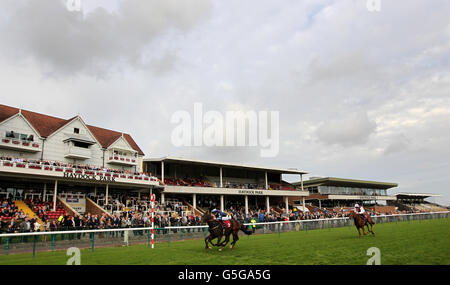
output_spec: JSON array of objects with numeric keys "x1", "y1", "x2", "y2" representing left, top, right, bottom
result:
[
  {"x1": 43, "y1": 183, "x2": 47, "y2": 202},
  {"x1": 94, "y1": 185, "x2": 97, "y2": 196},
  {"x1": 285, "y1": 196, "x2": 289, "y2": 214},
  {"x1": 266, "y1": 196, "x2": 270, "y2": 212},
  {"x1": 220, "y1": 195, "x2": 224, "y2": 211},
  {"x1": 265, "y1": 171, "x2": 268, "y2": 189},
  {"x1": 161, "y1": 192, "x2": 165, "y2": 204},
  {"x1": 138, "y1": 191, "x2": 140, "y2": 200},
  {"x1": 219, "y1": 167, "x2": 223, "y2": 188},
  {"x1": 53, "y1": 180, "x2": 58, "y2": 211},
  {"x1": 300, "y1": 174, "x2": 304, "y2": 191},
  {"x1": 245, "y1": 195, "x2": 249, "y2": 215},
  {"x1": 105, "y1": 184, "x2": 109, "y2": 205},
  {"x1": 319, "y1": 199, "x2": 322, "y2": 209},
  {"x1": 161, "y1": 161, "x2": 165, "y2": 182},
  {"x1": 302, "y1": 197, "x2": 305, "y2": 211},
  {"x1": 193, "y1": 193, "x2": 197, "y2": 209}
]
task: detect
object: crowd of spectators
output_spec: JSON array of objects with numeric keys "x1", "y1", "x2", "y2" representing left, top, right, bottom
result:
[
  {"x1": 0, "y1": 198, "x2": 43, "y2": 234},
  {"x1": 0, "y1": 194, "x2": 443, "y2": 235},
  {"x1": 0, "y1": 154, "x2": 154, "y2": 178},
  {"x1": 162, "y1": 176, "x2": 296, "y2": 191}
]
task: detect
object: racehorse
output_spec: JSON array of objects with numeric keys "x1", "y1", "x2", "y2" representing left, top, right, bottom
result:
[
  {"x1": 350, "y1": 211, "x2": 375, "y2": 237},
  {"x1": 201, "y1": 212, "x2": 252, "y2": 251},
  {"x1": 217, "y1": 217, "x2": 252, "y2": 251},
  {"x1": 201, "y1": 212, "x2": 225, "y2": 249}
]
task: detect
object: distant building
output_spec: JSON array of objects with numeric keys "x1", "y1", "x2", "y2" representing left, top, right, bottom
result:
[
  {"x1": 144, "y1": 156, "x2": 309, "y2": 214},
  {"x1": 292, "y1": 177, "x2": 398, "y2": 208},
  {"x1": 0, "y1": 104, "x2": 158, "y2": 212},
  {"x1": 0, "y1": 104, "x2": 144, "y2": 172}
]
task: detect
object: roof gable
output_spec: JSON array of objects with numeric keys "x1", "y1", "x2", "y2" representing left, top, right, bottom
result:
[
  {"x1": 87, "y1": 125, "x2": 144, "y2": 156},
  {"x1": 0, "y1": 105, "x2": 19, "y2": 124},
  {"x1": 108, "y1": 135, "x2": 134, "y2": 151},
  {"x1": 21, "y1": 110, "x2": 70, "y2": 137},
  {"x1": 0, "y1": 103, "x2": 144, "y2": 155}
]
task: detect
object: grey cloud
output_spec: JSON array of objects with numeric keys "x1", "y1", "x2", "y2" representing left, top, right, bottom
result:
[
  {"x1": 0, "y1": 0, "x2": 211, "y2": 77},
  {"x1": 316, "y1": 111, "x2": 377, "y2": 147},
  {"x1": 1, "y1": 0, "x2": 449, "y2": 205},
  {"x1": 306, "y1": 51, "x2": 380, "y2": 85},
  {"x1": 383, "y1": 134, "x2": 411, "y2": 155}
]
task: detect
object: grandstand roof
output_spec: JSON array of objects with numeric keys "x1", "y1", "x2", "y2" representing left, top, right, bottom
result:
[
  {"x1": 395, "y1": 192, "x2": 441, "y2": 198},
  {"x1": 144, "y1": 156, "x2": 308, "y2": 175},
  {"x1": 293, "y1": 177, "x2": 398, "y2": 189},
  {"x1": 0, "y1": 103, "x2": 144, "y2": 155}
]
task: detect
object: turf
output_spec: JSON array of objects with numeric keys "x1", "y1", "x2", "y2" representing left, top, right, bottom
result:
[{"x1": 0, "y1": 218, "x2": 448, "y2": 265}]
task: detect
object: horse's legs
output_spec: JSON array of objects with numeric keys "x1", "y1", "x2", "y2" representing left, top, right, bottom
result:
[
  {"x1": 368, "y1": 222, "x2": 375, "y2": 235},
  {"x1": 215, "y1": 234, "x2": 224, "y2": 246},
  {"x1": 205, "y1": 235, "x2": 213, "y2": 249},
  {"x1": 218, "y1": 229, "x2": 230, "y2": 246},
  {"x1": 361, "y1": 222, "x2": 367, "y2": 235},
  {"x1": 357, "y1": 227, "x2": 362, "y2": 238},
  {"x1": 219, "y1": 234, "x2": 231, "y2": 251},
  {"x1": 230, "y1": 231, "x2": 239, "y2": 249}
]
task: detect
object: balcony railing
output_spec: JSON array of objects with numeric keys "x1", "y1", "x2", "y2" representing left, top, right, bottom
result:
[
  {"x1": 0, "y1": 160, "x2": 158, "y2": 185},
  {"x1": 107, "y1": 155, "x2": 138, "y2": 166},
  {"x1": 0, "y1": 137, "x2": 41, "y2": 152}
]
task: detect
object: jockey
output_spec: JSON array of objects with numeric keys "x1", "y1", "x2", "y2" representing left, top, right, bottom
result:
[
  {"x1": 354, "y1": 204, "x2": 367, "y2": 221},
  {"x1": 354, "y1": 203, "x2": 366, "y2": 214},
  {"x1": 211, "y1": 209, "x2": 231, "y2": 228}
]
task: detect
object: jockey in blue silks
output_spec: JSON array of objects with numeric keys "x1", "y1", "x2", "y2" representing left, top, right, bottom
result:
[{"x1": 211, "y1": 209, "x2": 231, "y2": 228}]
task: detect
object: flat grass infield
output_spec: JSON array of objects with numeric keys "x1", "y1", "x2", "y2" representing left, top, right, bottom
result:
[{"x1": 0, "y1": 218, "x2": 448, "y2": 265}]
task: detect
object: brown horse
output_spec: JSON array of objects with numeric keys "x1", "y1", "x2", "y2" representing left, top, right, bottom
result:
[
  {"x1": 350, "y1": 211, "x2": 375, "y2": 237},
  {"x1": 201, "y1": 212, "x2": 252, "y2": 251},
  {"x1": 201, "y1": 212, "x2": 225, "y2": 249},
  {"x1": 217, "y1": 218, "x2": 252, "y2": 251}
]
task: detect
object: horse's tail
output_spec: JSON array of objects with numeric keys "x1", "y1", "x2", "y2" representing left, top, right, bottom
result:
[{"x1": 240, "y1": 224, "x2": 252, "y2": 235}]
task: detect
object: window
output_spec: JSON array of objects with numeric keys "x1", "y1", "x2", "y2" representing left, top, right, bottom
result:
[
  {"x1": 74, "y1": 141, "x2": 89, "y2": 149},
  {"x1": 5, "y1": 131, "x2": 34, "y2": 141},
  {"x1": 74, "y1": 128, "x2": 80, "y2": 134}
]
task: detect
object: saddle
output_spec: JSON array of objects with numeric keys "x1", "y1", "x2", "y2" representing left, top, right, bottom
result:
[{"x1": 222, "y1": 220, "x2": 231, "y2": 228}]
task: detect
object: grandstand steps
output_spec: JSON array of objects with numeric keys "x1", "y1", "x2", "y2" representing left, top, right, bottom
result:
[
  {"x1": 184, "y1": 201, "x2": 205, "y2": 216},
  {"x1": 14, "y1": 200, "x2": 44, "y2": 230},
  {"x1": 273, "y1": 207, "x2": 282, "y2": 214},
  {"x1": 390, "y1": 201, "x2": 412, "y2": 212},
  {"x1": 197, "y1": 206, "x2": 209, "y2": 214},
  {"x1": 293, "y1": 205, "x2": 309, "y2": 212},
  {"x1": 86, "y1": 197, "x2": 112, "y2": 218},
  {"x1": 306, "y1": 205, "x2": 324, "y2": 213},
  {"x1": 56, "y1": 196, "x2": 80, "y2": 217}
]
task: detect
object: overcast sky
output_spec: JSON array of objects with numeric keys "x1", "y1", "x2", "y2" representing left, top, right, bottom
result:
[{"x1": 0, "y1": 0, "x2": 449, "y2": 205}]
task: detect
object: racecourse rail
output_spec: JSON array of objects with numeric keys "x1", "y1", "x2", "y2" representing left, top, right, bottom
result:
[{"x1": 0, "y1": 211, "x2": 448, "y2": 256}]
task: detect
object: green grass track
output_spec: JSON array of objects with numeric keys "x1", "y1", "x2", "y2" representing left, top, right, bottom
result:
[{"x1": 0, "y1": 218, "x2": 448, "y2": 265}]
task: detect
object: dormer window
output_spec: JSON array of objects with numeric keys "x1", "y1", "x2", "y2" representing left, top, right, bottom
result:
[
  {"x1": 73, "y1": 141, "x2": 90, "y2": 149},
  {"x1": 74, "y1": 128, "x2": 80, "y2": 134}
]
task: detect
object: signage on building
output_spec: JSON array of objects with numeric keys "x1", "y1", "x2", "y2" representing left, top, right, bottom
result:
[
  {"x1": 237, "y1": 190, "x2": 264, "y2": 195},
  {"x1": 63, "y1": 172, "x2": 116, "y2": 182}
]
